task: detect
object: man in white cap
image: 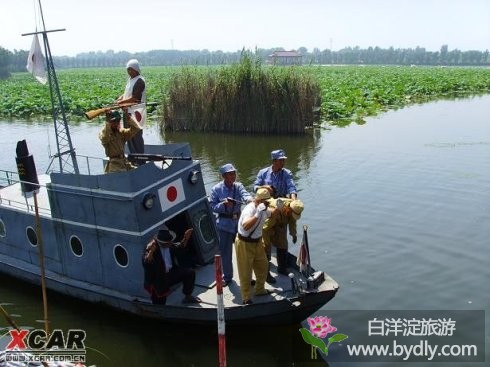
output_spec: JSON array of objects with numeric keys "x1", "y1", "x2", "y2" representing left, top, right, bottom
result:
[
  {"x1": 210, "y1": 163, "x2": 252, "y2": 287},
  {"x1": 253, "y1": 149, "x2": 297, "y2": 200},
  {"x1": 117, "y1": 59, "x2": 146, "y2": 155}
]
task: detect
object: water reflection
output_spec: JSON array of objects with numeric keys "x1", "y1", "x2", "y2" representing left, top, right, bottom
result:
[
  {"x1": 162, "y1": 130, "x2": 323, "y2": 189},
  {"x1": 0, "y1": 275, "x2": 324, "y2": 367},
  {"x1": 1, "y1": 95, "x2": 490, "y2": 366}
]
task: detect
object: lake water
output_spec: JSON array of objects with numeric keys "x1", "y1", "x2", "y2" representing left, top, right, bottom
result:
[{"x1": 1, "y1": 95, "x2": 489, "y2": 366}]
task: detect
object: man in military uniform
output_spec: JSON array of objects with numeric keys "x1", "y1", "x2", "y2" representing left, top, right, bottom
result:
[
  {"x1": 253, "y1": 149, "x2": 297, "y2": 199},
  {"x1": 262, "y1": 198, "x2": 304, "y2": 282},
  {"x1": 234, "y1": 188, "x2": 274, "y2": 305},
  {"x1": 99, "y1": 110, "x2": 142, "y2": 173},
  {"x1": 209, "y1": 163, "x2": 252, "y2": 287}
]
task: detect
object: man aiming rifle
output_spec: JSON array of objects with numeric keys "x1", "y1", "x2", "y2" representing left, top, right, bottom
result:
[{"x1": 99, "y1": 110, "x2": 142, "y2": 173}]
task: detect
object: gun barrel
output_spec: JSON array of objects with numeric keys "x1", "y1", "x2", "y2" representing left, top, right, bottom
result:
[{"x1": 128, "y1": 153, "x2": 192, "y2": 162}]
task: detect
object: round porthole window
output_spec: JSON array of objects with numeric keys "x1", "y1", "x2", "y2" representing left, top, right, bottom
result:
[
  {"x1": 70, "y1": 235, "x2": 83, "y2": 257},
  {"x1": 0, "y1": 219, "x2": 6, "y2": 238},
  {"x1": 114, "y1": 244, "x2": 128, "y2": 267},
  {"x1": 198, "y1": 212, "x2": 215, "y2": 244},
  {"x1": 26, "y1": 226, "x2": 38, "y2": 247}
]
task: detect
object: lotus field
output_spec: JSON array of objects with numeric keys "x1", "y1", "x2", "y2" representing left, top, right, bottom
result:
[{"x1": 1, "y1": 65, "x2": 489, "y2": 130}]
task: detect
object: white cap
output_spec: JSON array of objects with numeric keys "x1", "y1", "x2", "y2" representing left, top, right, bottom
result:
[{"x1": 126, "y1": 59, "x2": 140, "y2": 73}]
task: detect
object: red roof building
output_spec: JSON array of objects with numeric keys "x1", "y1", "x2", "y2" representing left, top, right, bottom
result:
[{"x1": 268, "y1": 50, "x2": 302, "y2": 65}]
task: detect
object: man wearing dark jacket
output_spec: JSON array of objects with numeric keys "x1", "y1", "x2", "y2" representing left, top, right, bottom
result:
[{"x1": 142, "y1": 226, "x2": 201, "y2": 305}]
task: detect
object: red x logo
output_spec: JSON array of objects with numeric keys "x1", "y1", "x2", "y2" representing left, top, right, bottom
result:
[{"x1": 6, "y1": 329, "x2": 29, "y2": 349}]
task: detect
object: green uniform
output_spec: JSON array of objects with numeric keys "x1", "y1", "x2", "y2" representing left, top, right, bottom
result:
[{"x1": 99, "y1": 118, "x2": 142, "y2": 173}]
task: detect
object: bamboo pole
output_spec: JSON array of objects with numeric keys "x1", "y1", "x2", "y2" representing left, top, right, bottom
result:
[
  {"x1": 33, "y1": 191, "x2": 50, "y2": 335},
  {"x1": 0, "y1": 304, "x2": 20, "y2": 331}
]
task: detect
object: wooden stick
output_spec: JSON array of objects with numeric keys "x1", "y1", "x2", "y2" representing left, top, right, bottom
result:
[
  {"x1": 33, "y1": 191, "x2": 49, "y2": 335},
  {"x1": 0, "y1": 304, "x2": 20, "y2": 331}
]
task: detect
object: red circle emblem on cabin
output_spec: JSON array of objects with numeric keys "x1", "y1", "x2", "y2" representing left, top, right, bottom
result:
[{"x1": 167, "y1": 186, "x2": 178, "y2": 202}]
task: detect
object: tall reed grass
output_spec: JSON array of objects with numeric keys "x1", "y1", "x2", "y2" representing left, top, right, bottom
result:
[{"x1": 162, "y1": 52, "x2": 321, "y2": 134}]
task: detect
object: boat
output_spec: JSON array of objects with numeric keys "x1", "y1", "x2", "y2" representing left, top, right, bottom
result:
[{"x1": 0, "y1": 7, "x2": 338, "y2": 327}]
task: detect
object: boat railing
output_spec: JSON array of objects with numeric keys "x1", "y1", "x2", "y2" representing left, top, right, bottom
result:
[
  {"x1": 46, "y1": 153, "x2": 106, "y2": 176},
  {"x1": 0, "y1": 169, "x2": 51, "y2": 216},
  {"x1": 0, "y1": 169, "x2": 18, "y2": 188}
]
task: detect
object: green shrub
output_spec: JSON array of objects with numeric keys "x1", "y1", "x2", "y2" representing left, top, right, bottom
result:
[{"x1": 162, "y1": 51, "x2": 321, "y2": 134}]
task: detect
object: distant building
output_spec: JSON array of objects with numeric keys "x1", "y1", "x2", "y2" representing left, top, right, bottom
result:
[{"x1": 268, "y1": 50, "x2": 302, "y2": 65}]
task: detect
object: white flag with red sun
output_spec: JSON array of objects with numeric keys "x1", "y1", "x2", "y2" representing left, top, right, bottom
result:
[
  {"x1": 128, "y1": 103, "x2": 147, "y2": 127},
  {"x1": 158, "y1": 178, "x2": 186, "y2": 212}
]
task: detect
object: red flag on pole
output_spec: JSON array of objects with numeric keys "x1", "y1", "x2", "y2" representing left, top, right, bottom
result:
[{"x1": 297, "y1": 235, "x2": 309, "y2": 273}]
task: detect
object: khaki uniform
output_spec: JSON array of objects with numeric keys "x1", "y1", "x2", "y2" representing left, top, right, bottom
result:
[
  {"x1": 234, "y1": 200, "x2": 271, "y2": 303},
  {"x1": 99, "y1": 117, "x2": 142, "y2": 173},
  {"x1": 234, "y1": 236, "x2": 268, "y2": 302},
  {"x1": 262, "y1": 199, "x2": 298, "y2": 251}
]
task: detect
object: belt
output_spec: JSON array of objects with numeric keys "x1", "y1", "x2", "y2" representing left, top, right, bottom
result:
[
  {"x1": 237, "y1": 233, "x2": 261, "y2": 243},
  {"x1": 219, "y1": 212, "x2": 240, "y2": 219}
]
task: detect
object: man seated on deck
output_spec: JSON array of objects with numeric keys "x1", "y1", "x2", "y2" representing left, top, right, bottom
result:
[
  {"x1": 142, "y1": 226, "x2": 202, "y2": 305},
  {"x1": 99, "y1": 110, "x2": 142, "y2": 173}
]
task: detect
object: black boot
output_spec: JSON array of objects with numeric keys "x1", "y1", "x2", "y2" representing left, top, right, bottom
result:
[
  {"x1": 276, "y1": 248, "x2": 289, "y2": 275},
  {"x1": 266, "y1": 271, "x2": 277, "y2": 284},
  {"x1": 265, "y1": 246, "x2": 276, "y2": 283}
]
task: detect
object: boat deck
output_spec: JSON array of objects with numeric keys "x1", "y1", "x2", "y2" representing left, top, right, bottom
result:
[
  {"x1": 162, "y1": 253, "x2": 338, "y2": 308},
  {"x1": 0, "y1": 173, "x2": 52, "y2": 216}
]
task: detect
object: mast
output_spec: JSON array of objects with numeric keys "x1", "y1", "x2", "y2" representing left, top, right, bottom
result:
[{"x1": 22, "y1": 0, "x2": 79, "y2": 174}]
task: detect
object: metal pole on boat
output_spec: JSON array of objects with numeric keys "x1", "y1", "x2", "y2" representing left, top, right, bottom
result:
[
  {"x1": 214, "y1": 255, "x2": 227, "y2": 367},
  {"x1": 33, "y1": 191, "x2": 50, "y2": 335},
  {"x1": 22, "y1": 0, "x2": 79, "y2": 174},
  {"x1": 303, "y1": 225, "x2": 312, "y2": 276}
]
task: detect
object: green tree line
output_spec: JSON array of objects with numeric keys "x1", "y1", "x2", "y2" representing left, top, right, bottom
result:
[{"x1": 1, "y1": 44, "x2": 489, "y2": 79}]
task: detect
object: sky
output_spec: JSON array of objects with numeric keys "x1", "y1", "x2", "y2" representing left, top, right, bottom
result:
[{"x1": 2, "y1": 0, "x2": 489, "y2": 56}]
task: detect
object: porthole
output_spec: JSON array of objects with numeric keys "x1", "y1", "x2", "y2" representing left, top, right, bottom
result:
[
  {"x1": 0, "y1": 219, "x2": 6, "y2": 237},
  {"x1": 26, "y1": 226, "x2": 38, "y2": 247},
  {"x1": 114, "y1": 244, "x2": 128, "y2": 267},
  {"x1": 197, "y1": 212, "x2": 215, "y2": 244},
  {"x1": 70, "y1": 235, "x2": 83, "y2": 257}
]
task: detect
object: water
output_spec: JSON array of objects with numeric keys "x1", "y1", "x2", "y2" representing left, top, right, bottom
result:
[{"x1": 1, "y1": 95, "x2": 489, "y2": 366}]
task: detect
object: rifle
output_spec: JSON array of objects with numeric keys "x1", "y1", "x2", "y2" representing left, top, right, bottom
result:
[
  {"x1": 84, "y1": 102, "x2": 137, "y2": 120},
  {"x1": 128, "y1": 153, "x2": 192, "y2": 163},
  {"x1": 220, "y1": 197, "x2": 245, "y2": 205}
]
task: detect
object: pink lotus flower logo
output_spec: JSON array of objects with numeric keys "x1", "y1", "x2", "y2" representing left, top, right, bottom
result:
[
  {"x1": 308, "y1": 316, "x2": 337, "y2": 338},
  {"x1": 299, "y1": 316, "x2": 348, "y2": 358}
]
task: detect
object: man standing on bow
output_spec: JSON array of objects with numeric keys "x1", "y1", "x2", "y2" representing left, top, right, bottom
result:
[
  {"x1": 234, "y1": 188, "x2": 275, "y2": 305},
  {"x1": 117, "y1": 59, "x2": 146, "y2": 154},
  {"x1": 263, "y1": 198, "x2": 304, "y2": 278},
  {"x1": 253, "y1": 149, "x2": 297, "y2": 200},
  {"x1": 210, "y1": 163, "x2": 252, "y2": 287}
]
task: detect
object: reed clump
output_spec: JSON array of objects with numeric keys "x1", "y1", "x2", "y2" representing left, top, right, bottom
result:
[{"x1": 162, "y1": 52, "x2": 321, "y2": 134}]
